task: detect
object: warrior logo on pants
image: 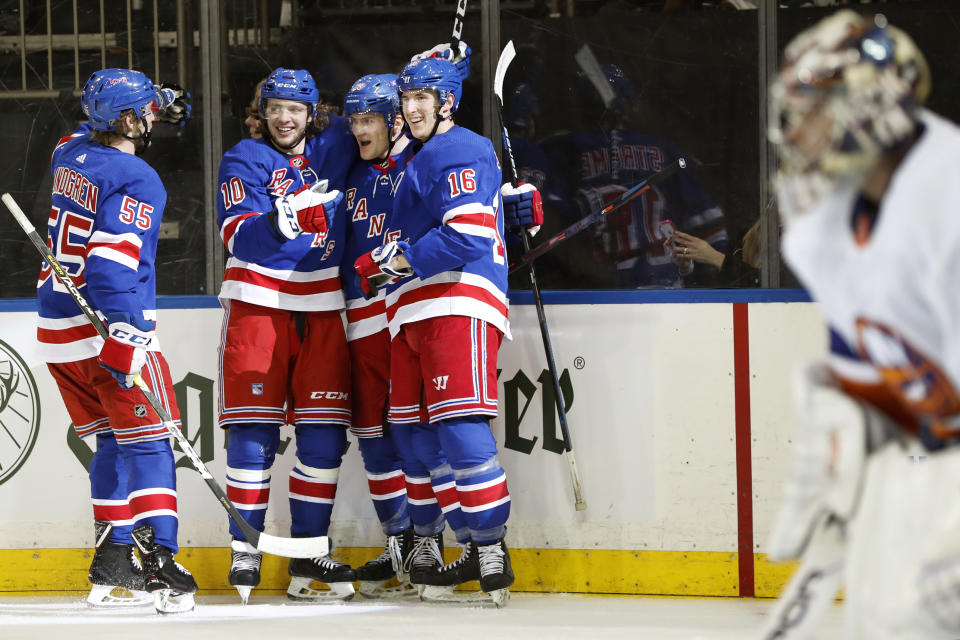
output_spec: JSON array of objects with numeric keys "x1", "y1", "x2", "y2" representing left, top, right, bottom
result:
[{"x1": 0, "y1": 339, "x2": 41, "y2": 486}]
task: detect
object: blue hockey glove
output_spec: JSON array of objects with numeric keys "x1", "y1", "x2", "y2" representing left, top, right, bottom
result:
[
  {"x1": 412, "y1": 41, "x2": 472, "y2": 80},
  {"x1": 153, "y1": 83, "x2": 191, "y2": 126},
  {"x1": 501, "y1": 182, "x2": 543, "y2": 237}
]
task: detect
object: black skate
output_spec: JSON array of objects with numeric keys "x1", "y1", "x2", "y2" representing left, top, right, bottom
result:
[
  {"x1": 419, "y1": 541, "x2": 479, "y2": 602},
  {"x1": 287, "y1": 553, "x2": 357, "y2": 602},
  {"x1": 87, "y1": 521, "x2": 151, "y2": 608},
  {"x1": 132, "y1": 525, "x2": 198, "y2": 614},
  {"x1": 421, "y1": 540, "x2": 513, "y2": 607},
  {"x1": 478, "y1": 539, "x2": 514, "y2": 607},
  {"x1": 229, "y1": 538, "x2": 262, "y2": 605},
  {"x1": 356, "y1": 529, "x2": 415, "y2": 598},
  {"x1": 407, "y1": 532, "x2": 445, "y2": 592}
]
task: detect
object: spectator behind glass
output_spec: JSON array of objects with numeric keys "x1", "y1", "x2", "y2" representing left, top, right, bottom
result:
[
  {"x1": 667, "y1": 218, "x2": 761, "y2": 287},
  {"x1": 539, "y1": 62, "x2": 729, "y2": 289}
]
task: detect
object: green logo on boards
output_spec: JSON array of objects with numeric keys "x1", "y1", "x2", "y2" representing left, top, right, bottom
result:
[
  {"x1": 500, "y1": 367, "x2": 575, "y2": 456},
  {"x1": 0, "y1": 339, "x2": 41, "y2": 485}
]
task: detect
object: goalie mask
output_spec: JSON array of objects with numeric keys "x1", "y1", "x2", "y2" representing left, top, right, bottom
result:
[{"x1": 769, "y1": 11, "x2": 930, "y2": 213}]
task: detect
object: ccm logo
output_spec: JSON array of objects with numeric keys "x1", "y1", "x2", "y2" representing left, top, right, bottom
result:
[
  {"x1": 110, "y1": 327, "x2": 152, "y2": 346},
  {"x1": 310, "y1": 391, "x2": 349, "y2": 400}
]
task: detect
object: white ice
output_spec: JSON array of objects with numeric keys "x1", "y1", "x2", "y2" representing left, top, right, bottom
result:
[{"x1": 0, "y1": 593, "x2": 843, "y2": 639}]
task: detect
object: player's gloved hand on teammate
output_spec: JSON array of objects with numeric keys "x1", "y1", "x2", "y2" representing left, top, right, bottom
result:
[
  {"x1": 99, "y1": 312, "x2": 156, "y2": 389},
  {"x1": 501, "y1": 182, "x2": 543, "y2": 237},
  {"x1": 271, "y1": 184, "x2": 342, "y2": 240},
  {"x1": 354, "y1": 240, "x2": 414, "y2": 298},
  {"x1": 153, "y1": 83, "x2": 191, "y2": 126},
  {"x1": 412, "y1": 41, "x2": 472, "y2": 80}
]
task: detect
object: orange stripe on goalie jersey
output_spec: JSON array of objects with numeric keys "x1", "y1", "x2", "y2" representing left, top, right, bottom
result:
[{"x1": 837, "y1": 317, "x2": 960, "y2": 442}]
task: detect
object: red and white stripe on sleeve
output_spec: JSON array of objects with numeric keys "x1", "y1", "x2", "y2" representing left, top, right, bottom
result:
[{"x1": 87, "y1": 230, "x2": 142, "y2": 271}]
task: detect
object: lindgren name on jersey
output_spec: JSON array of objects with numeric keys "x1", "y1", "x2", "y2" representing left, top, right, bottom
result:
[{"x1": 52, "y1": 165, "x2": 99, "y2": 214}]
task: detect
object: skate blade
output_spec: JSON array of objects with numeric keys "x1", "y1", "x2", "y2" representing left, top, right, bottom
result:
[
  {"x1": 286, "y1": 577, "x2": 355, "y2": 602},
  {"x1": 86, "y1": 584, "x2": 152, "y2": 608},
  {"x1": 420, "y1": 584, "x2": 506, "y2": 607},
  {"x1": 153, "y1": 590, "x2": 196, "y2": 614},
  {"x1": 357, "y1": 578, "x2": 416, "y2": 599},
  {"x1": 235, "y1": 585, "x2": 253, "y2": 605}
]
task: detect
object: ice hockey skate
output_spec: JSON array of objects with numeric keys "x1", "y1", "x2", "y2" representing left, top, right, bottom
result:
[
  {"x1": 287, "y1": 553, "x2": 357, "y2": 602},
  {"x1": 131, "y1": 525, "x2": 198, "y2": 614},
  {"x1": 420, "y1": 540, "x2": 513, "y2": 607},
  {"x1": 406, "y1": 532, "x2": 444, "y2": 596},
  {"x1": 228, "y1": 538, "x2": 262, "y2": 605},
  {"x1": 356, "y1": 529, "x2": 415, "y2": 598},
  {"x1": 87, "y1": 534, "x2": 152, "y2": 607}
]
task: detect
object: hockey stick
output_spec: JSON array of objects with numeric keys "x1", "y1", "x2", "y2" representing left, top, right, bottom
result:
[
  {"x1": 496, "y1": 41, "x2": 586, "y2": 511},
  {"x1": 450, "y1": 0, "x2": 467, "y2": 49},
  {"x1": 2, "y1": 192, "x2": 328, "y2": 559},
  {"x1": 508, "y1": 157, "x2": 686, "y2": 274},
  {"x1": 575, "y1": 44, "x2": 615, "y2": 110},
  {"x1": 757, "y1": 513, "x2": 845, "y2": 639}
]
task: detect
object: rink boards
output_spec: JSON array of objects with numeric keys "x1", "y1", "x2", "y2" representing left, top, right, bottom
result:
[{"x1": 0, "y1": 292, "x2": 824, "y2": 597}]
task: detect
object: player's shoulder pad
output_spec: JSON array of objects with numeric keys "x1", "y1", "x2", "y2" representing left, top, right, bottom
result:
[
  {"x1": 219, "y1": 138, "x2": 274, "y2": 174},
  {"x1": 421, "y1": 126, "x2": 496, "y2": 171}
]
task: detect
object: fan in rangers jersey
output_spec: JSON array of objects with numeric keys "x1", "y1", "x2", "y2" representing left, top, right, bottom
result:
[
  {"x1": 215, "y1": 67, "x2": 359, "y2": 604},
  {"x1": 761, "y1": 10, "x2": 960, "y2": 639},
  {"x1": 38, "y1": 68, "x2": 196, "y2": 613},
  {"x1": 354, "y1": 56, "x2": 515, "y2": 607}
]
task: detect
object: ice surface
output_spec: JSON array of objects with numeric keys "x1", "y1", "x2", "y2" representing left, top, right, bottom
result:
[{"x1": 0, "y1": 593, "x2": 843, "y2": 639}]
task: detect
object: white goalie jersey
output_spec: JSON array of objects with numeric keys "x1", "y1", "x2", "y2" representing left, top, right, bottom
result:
[
  {"x1": 777, "y1": 110, "x2": 960, "y2": 639},
  {"x1": 782, "y1": 110, "x2": 960, "y2": 449}
]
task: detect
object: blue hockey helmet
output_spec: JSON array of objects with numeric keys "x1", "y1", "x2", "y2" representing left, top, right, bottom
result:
[
  {"x1": 259, "y1": 67, "x2": 320, "y2": 118},
  {"x1": 505, "y1": 83, "x2": 540, "y2": 129},
  {"x1": 398, "y1": 57, "x2": 462, "y2": 113},
  {"x1": 343, "y1": 74, "x2": 400, "y2": 131},
  {"x1": 81, "y1": 68, "x2": 158, "y2": 132}
]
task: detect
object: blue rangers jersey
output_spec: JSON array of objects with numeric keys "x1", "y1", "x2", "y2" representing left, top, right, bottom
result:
[
  {"x1": 541, "y1": 129, "x2": 728, "y2": 288},
  {"x1": 342, "y1": 143, "x2": 416, "y2": 342},
  {"x1": 385, "y1": 125, "x2": 510, "y2": 339},
  {"x1": 37, "y1": 124, "x2": 167, "y2": 363},
  {"x1": 217, "y1": 114, "x2": 358, "y2": 311}
]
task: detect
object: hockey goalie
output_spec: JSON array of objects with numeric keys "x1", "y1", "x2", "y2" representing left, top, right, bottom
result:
[{"x1": 760, "y1": 9, "x2": 960, "y2": 640}]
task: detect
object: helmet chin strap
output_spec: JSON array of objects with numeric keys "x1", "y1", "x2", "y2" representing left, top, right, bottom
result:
[
  {"x1": 378, "y1": 128, "x2": 403, "y2": 163},
  {"x1": 120, "y1": 116, "x2": 152, "y2": 155},
  {"x1": 411, "y1": 107, "x2": 447, "y2": 153}
]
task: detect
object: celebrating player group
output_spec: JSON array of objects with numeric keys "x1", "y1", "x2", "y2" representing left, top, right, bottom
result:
[{"x1": 24, "y1": 31, "x2": 543, "y2": 614}]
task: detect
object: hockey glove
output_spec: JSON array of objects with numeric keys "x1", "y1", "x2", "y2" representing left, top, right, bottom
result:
[
  {"x1": 501, "y1": 182, "x2": 543, "y2": 237},
  {"x1": 98, "y1": 312, "x2": 156, "y2": 389},
  {"x1": 412, "y1": 41, "x2": 472, "y2": 80},
  {"x1": 354, "y1": 240, "x2": 413, "y2": 298},
  {"x1": 271, "y1": 184, "x2": 342, "y2": 240},
  {"x1": 153, "y1": 83, "x2": 191, "y2": 126}
]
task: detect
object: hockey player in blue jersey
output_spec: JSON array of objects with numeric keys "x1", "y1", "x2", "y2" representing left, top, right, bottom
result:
[
  {"x1": 38, "y1": 68, "x2": 196, "y2": 613},
  {"x1": 215, "y1": 67, "x2": 359, "y2": 603},
  {"x1": 341, "y1": 73, "x2": 477, "y2": 597},
  {"x1": 354, "y1": 57, "x2": 515, "y2": 606}
]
